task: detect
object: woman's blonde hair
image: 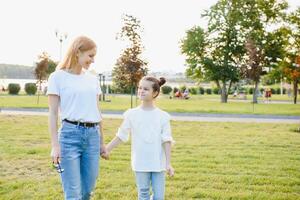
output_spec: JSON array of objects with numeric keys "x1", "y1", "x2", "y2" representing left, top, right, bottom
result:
[{"x1": 57, "y1": 36, "x2": 96, "y2": 70}]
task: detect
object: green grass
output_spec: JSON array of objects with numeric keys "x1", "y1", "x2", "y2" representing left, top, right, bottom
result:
[
  {"x1": 1, "y1": 94, "x2": 300, "y2": 115},
  {"x1": 0, "y1": 115, "x2": 300, "y2": 199}
]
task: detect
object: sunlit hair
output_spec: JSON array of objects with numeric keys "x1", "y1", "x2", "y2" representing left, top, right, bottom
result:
[
  {"x1": 57, "y1": 36, "x2": 96, "y2": 70},
  {"x1": 141, "y1": 76, "x2": 166, "y2": 98}
]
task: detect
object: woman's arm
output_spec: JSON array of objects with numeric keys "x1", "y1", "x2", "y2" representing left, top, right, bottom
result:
[
  {"x1": 97, "y1": 95, "x2": 109, "y2": 159},
  {"x1": 48, "y1": 95, "x2": 60, "y2": 164}
]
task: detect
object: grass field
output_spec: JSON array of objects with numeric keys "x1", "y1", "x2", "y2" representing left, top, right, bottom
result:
[
  {"x1": 1, "y1": 94, "x2": 300, "y2": 116},
  {"x1": 0, "y1": 115, "x2": 299, "y2": 199}
]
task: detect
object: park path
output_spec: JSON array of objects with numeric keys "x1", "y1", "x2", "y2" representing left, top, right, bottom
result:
[{"x1": 1, "y1": 107, "x2": 299, "y2": 124}]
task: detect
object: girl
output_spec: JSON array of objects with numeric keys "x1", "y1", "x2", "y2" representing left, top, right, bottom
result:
[
  {"x1": 47, "y1": 36, "x2": 107, "y2": 200},
  {"x1": 105, "y1": 76, "x2": 175, "y2": 200}
]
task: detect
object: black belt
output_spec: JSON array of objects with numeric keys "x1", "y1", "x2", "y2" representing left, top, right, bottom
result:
[{"x1": 63, "y1": 119, "x2": 98, "y2": 127}]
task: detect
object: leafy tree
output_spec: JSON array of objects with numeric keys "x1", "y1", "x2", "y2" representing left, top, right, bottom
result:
[
  {"x1": 34, "y1": 52, "x2": 49, "y2": 104},
  {"x1": 47, "y1": 59, "x2": 58, "y2": 75},
  {"x1": 112, "y1": 14, "x2": 148, "y2": 107},
  {"x1": 181, "y1": 0, "x2": 289, "y2": 103},
  {"x1": 237, "y1": 0, "x2": 288, "y2": 103},
  {"x1": 279, "y1": 8, "x2": 300, "y2": 104},
  {"x1": 181, "y1": 0, "x2": 242, "y2": 103},
  {"x1": 241, "y1": 39, "x2": 265, "y2": 103}
]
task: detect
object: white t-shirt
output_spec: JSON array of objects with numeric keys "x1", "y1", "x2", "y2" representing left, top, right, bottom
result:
[
  {"x1": 116, "y1": 106, "x2": 174, "y2": 172},
  {"x1": 47, "y1": 69, "x2": 102, "y2": 122}
]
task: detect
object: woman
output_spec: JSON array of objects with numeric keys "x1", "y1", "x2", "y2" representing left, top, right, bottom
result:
[{"x1": 47, "y1": 36, "x2": 107, "y2": 200}]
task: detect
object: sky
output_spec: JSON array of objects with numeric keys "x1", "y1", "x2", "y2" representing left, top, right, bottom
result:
[{"x1": 0, "y1": 0, "x2": 299, "y2": 73}]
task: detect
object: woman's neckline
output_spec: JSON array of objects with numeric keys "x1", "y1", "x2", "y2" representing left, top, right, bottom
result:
[{"x1": 61, "y1": 69, "x2": 85, "y2": 76}]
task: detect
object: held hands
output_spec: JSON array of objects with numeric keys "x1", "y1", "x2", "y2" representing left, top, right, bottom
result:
[
  {"x1": 100, "y1": 144, "x2": 110, "y2": 160},
  {"x1": 166, "y1": 164, "x2": 175, "y2": 177}
]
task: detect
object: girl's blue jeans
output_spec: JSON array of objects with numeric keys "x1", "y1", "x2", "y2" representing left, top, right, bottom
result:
[{"x1": 134, "y1": 171, "x2": 165, "y2": 200}]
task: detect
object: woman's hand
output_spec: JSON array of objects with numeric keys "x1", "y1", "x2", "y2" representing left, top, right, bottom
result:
[
  {"x1": 166, "y1": 164, "x2": 175, "y2": 177},
  {"x1": 51, "y1": 145, "x2": 61, "y2": 164}
]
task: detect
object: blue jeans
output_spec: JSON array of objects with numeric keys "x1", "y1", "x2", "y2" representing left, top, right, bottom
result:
[
  {"x1": 134, "y1": 171, "x2": 165, "y2": 200},
  {"x1": 58, "y1": 121, "x2": 100, "y2": 200}
]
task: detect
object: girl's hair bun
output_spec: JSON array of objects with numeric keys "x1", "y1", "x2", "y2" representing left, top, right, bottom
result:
[{"x1": 158, "y1": 77, "x2": 166, "y2": 86}]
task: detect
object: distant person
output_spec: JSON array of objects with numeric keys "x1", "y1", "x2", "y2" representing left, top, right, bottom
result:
[
  {"x1": 183, "y1": 88, "x2": 190, "y2": 99},
  {"x1": 264, "y1": 88, "x2": 271, "y2": 102},
  {"x1": 104, "y1": 76, "x2": 175, "y2": 200},
  {"x1": 47, "y1": 36, "x2": 108, "y2": 200},
  {"x1": 233, "y1": 90, "x2": 238, "y2": 98},
  {"x1": 174, "y1": 90, "x2": 182, "y2": 98},
  {"x1": 287, "y1": 88, "x2": 292, "y2": 98}
]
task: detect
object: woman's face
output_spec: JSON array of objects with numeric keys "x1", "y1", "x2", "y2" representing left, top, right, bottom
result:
[{"x1": 78, "y1": 48, "x2": 97, "y2": 70}]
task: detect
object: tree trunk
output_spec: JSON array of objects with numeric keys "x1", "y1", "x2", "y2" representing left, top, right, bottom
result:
[
  {"x1": 217, "y1": 80, "x2": 228, "y2": 103},
  {"x1": 130, "y1": 83, "x2": 134, "y2": 108},
  {"x1": 253, "y1": 81, "x2": 259, "y2": 104},
  {"x1": 36, "y1": 81, "x2": 41, "y2": 105},
  {"x1": 293, "y1": 80, "x2": 298, "y2": 104},
  {"x1": 135, "y1": 86, "x2": 138, "y2": 107}
]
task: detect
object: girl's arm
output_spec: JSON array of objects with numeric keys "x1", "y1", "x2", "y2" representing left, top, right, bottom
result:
[
  {"x1": 104, "y1": 110, "x2": 130, "y2": 158},
  {"x1": 163, "y1": 141, "x2": 175, "y2": 177},
  {"x1": 106, "y1": 136, "x2": 123, "y2": 154},
  {"x1": 48, "y1": 95, "x2": 60, "y2": 164}
]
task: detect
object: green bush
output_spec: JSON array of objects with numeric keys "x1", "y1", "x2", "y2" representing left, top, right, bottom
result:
[
  {"x1": 8, "y1": 83, "x2": 21, "y2": 95},
  {"x1": 260, "y1": 88, "x2": 264, "y2": 93},
  {"x1": 173, "y1": 87, "x2": 179, "y2": 94},
  {"x1": 206, "y1": 88, "x2": 212, "y2": 95},
  {"x1": 25, "y1": 83, "x2": 37, "y2": 95},
  {"x1": 248, "y1": 88, "x2": 254, "y2": 95},
  {"x1": 239, "y1": 87, "x2": 247, "y2": 94},
  {"x1": 161, "y1": 86, "x2": 173, "y2": 94},
  {"x1": 271, "y1": 88, "x2": 276, "y2": 95},
  {"x1": 275, "y1": 88, "x2": 281, "y2": 94},
  {"x1": 199, "y1": 87, "x2": 205, "y2": 95},
  {"x1": 189, "y1": 87, "x2": 198, "y2": 95},
  {"x1": 213, "y1": 87, "x2": 220, "y2": 94},
  {"x1": 179, "y1": 85, "x2": 187, "y2": 92}
]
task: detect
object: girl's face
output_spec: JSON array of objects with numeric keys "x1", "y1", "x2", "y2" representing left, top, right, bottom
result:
[
  {"x1": 77, "y1": 48, "x2": 97, "y2": 70},
  {"x1": 138, "y1": 80, "x2": 158, "y2": 101}
]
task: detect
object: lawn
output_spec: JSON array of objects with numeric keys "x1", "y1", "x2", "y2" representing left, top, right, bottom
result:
[
  {"x1": 0, "y1": 115, "x2": 299, "y2": 199},
  {"x1": 0, "y1": 94, "x2": 300, "y2": 116}
]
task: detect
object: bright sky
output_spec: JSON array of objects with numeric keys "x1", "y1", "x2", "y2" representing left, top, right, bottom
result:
[{"x1": 0, "y1": 0, "x2": 299, "y2": 73}]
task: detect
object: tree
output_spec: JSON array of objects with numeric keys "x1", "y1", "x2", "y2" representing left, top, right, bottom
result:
[
  {"x1": 112, "y1": 14, "x2": 148, "y2": 107},
  {"x1": 281, "y1": 55, "x2": 300, "y2": 104},
  {"x1": 181, "y1": 0, "x2": 289, "y2": 103},
  {"x1": 241, "y1": 39, "x2": 265, "y2": 103},
  {"x1": 181, "y1": 0, "x2": 242, "y2": 103},
  {"x1": 279, "y1": 8, "x2": 300, "y2": 104},
  {"x1": 34, "y1": 52, "x2": 49, "y2": 104},
  {"x1": 47, "y1": 59, "x2": 58, "y2": 75},
  {"x1": 238, "y1": 0, "x2": 288, "y2": 102},
  {"x1": 263, "y1": 27, "x2": 291, "y2": 84}
]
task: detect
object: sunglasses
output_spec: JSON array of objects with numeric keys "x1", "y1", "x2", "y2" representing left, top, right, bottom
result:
[{"x1": 52, "y1": 161, "x2": 64, "y2": 173}]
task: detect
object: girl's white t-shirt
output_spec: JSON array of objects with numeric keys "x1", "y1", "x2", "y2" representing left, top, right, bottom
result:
[
  {"x1": 116, "y1": 106, "x2": 174, "y2": 172},
  {"x1": 47, "y1": 69, "x2": 102, "y2": 122}
]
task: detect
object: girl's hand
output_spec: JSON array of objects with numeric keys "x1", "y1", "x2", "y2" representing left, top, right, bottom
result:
[
  {"x1": 51, "y1": 146, "x2": 61, "y2": 164},
  {"x1": 166, "y1": 164, "x2": 175, "y2": 177}
]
